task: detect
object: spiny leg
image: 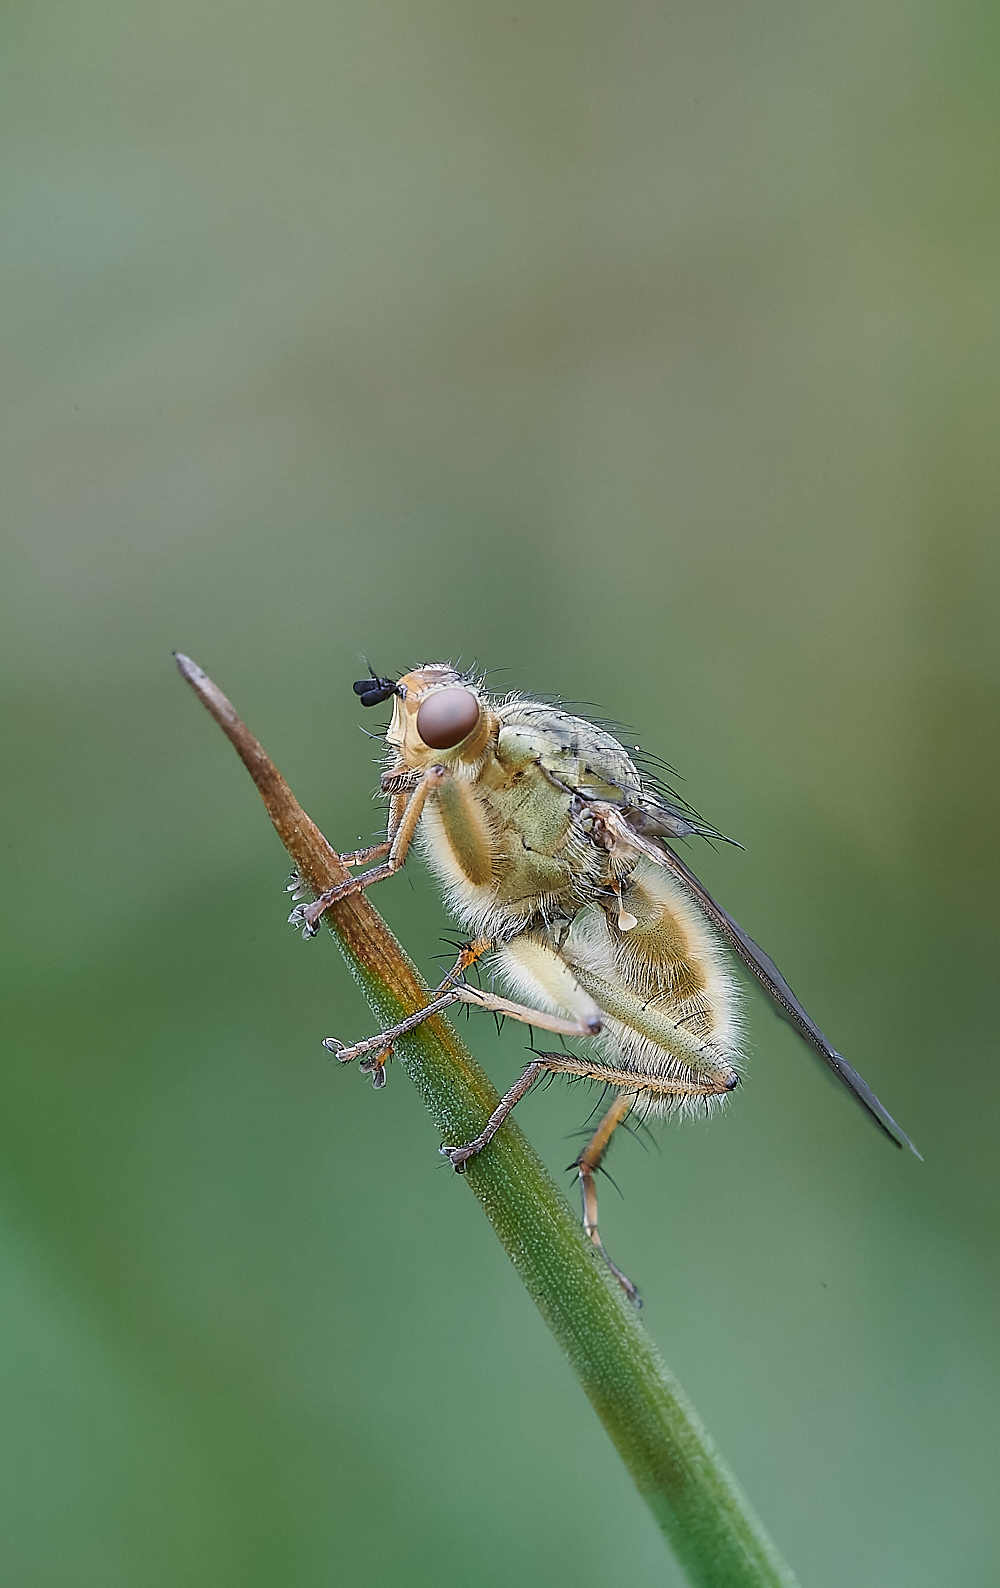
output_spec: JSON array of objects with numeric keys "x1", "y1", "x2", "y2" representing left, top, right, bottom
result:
[
  {"x1": 440, "y1": 1058, "x2": 553, "y2": 1169},
  {"x1": 439, "y1": 1062, "x2": 646, "y2": 1305},
  {"x1": 286, "y1": 842, "x2": 393, "y2": 910},
  {"x1": 330, "y1": 938, "x2": 494, "y2": 1086},
  {"x1": 324, "y1": 978, "x2": 598, "y2": 1066},
  {"x1": 289, "y1": 774, "x2": 441, "y2": 936},
  {"x1": 287, "y1": 787, "x2": 412, "y2": 916},
  {"x1": 357, "y1": 935, "x2": 495, "y2": 1088},
  {"x1": 441, "y1": 1051, "x2": 738, "y2": 1305},
  {"x1": 325, "y1": 933, "x2": 603, "y2": 1073},
  {"x1": 570, "y1": 1060, "x2": 738, "y2": 1306},
  {"x1": 439, "y1": 1052, "x2": 737, "y2": 1155},
  {"x1": 573, "y1": 1092, "x2": 641, "y2": 1306},
  {"x1": 438, "y1": 936, "x2": 494, "y2": 992}
]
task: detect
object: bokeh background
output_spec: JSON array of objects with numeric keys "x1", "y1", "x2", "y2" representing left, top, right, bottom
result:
[{"x1": 2, "y1": 3, "x2": 998, "y2": 1584}]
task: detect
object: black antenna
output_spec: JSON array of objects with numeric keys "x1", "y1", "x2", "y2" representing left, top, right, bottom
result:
[{"x1": 352, "y1": 669, "x2": 399, "y2": 708}]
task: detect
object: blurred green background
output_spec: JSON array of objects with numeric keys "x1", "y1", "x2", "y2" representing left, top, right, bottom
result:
[{"x1": 2, "y1": 2, "x2": 998, "y2": 1584}]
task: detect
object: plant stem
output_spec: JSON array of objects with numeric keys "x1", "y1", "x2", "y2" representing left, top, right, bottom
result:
[{"x1": 176, "y1": 653, "x2": 800, "y2": 1588}]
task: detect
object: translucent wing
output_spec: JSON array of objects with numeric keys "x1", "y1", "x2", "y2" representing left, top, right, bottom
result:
[{"x1": 616, "y1": 806, "x2": 920, "y2": 1156}]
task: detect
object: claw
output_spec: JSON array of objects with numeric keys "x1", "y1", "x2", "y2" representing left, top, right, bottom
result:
[
  {"x1": 440, "y1": 1142, "x2": 475, "y2": 1170},
  {"x1": 360, "y1": 1046, "x2": 391, "y2": 1088},
  {"x1": 288, "y1": 903, "x2": 321, "y2": 939},
  {"x1": 322, "y1": 1038, "x2": 352, "y2": 1062}
]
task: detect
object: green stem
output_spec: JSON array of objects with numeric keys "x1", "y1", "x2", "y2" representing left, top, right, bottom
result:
[{"x1": 176, "y1": 654, "x2": 800, "y2": 1588}]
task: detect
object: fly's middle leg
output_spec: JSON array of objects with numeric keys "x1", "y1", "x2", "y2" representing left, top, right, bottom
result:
[
  {"x1": 323, "y1": 938, "x2": 600, "y2": 1069},
  {"x1": 327, "y1": 937, "x2": 494, "y2": 1084},
  {"x1": 438, "y1": 936, "x2": 494, "y2": 991},
  {"x1": 364, "y1": 934, "x2": 494, "y2": 1085},
  {"x1": 324, "y1": 982, "x2": 600, "y2": 1066}
]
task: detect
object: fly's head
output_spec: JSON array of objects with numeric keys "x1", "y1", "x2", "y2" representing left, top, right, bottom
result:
[{"x1": 353, "y1": 663, "x2": 495, "y2": 777}]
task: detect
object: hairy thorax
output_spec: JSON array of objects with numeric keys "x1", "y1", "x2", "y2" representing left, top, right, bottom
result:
[{"x1": 416, "y1": 714, "x2": 613, "y2": 939}]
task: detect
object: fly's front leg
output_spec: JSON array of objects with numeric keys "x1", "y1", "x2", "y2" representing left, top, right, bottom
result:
[
  {"x1": 289, "y1": 778, "x2": 437, "y2": 937},
  {"x1": 286, "y1": 792, "x2": 410, "y2": 910},
  {"x1": 336, "y1": 840, "x2": 392, "y2": 868},
  {"x1": 286, "y1": 839, "x2": 392, "y2": 916}
]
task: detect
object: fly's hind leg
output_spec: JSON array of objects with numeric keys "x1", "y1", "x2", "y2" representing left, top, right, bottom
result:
[
  {"x1": 440, "y1": 1058, "x2": 554, "y2": 1168},
  {"x1": 438, "y1": 1052, "x2": 644, "y2": 1305},
  {"x1": 573, "y1": 1091, "x2": 642, "y2": 1306},
  {"x1": 441, "y1": 1047, "x2": 737, "y2": 1305},
  {"x1": 568, "y1": 1058, "x2": 737, "y2": 1305}
]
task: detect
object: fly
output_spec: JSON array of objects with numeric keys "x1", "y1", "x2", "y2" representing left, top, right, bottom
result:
[{"x1": 289, "y1": 663, "x2": 919, "y2": 1304}]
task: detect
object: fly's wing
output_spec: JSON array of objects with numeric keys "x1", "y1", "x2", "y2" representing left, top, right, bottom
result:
[{"x1": 615, "y1": 807, "x2": 920, "y2": 1156}]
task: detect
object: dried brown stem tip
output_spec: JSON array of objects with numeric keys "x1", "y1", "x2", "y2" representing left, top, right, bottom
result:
[{"x1": 174, "y1": 652, "x2": 424, "y2": 999}]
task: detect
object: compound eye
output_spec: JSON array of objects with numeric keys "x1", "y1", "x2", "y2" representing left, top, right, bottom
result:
[{"x1": 416, "y1": 688, "x2": 481, "y2": 750}]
